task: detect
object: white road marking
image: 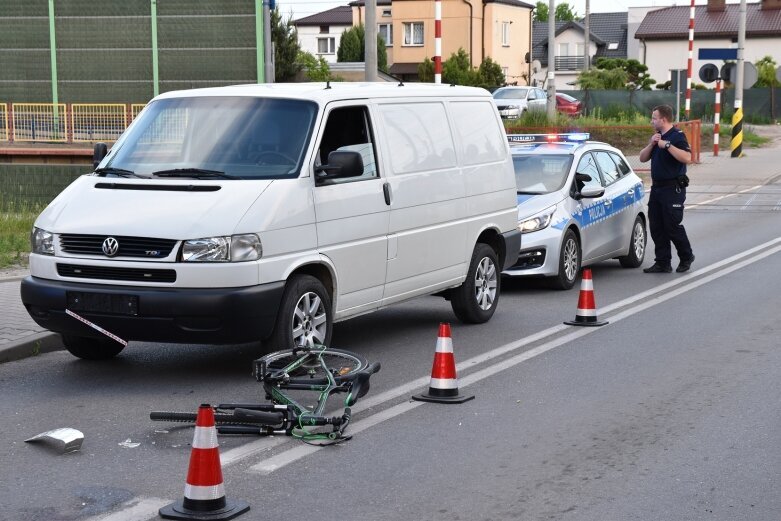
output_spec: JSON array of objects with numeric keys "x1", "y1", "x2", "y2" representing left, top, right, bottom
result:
[
  {"x1": 243, "y1": 237, "x2": 781, "y2": 475},
  {"x1": 689, "y1": 184, "x2": 762, "y2": 209},
  {"x1": 81, "y1": 497, "x2": 170, "y2": 521}
]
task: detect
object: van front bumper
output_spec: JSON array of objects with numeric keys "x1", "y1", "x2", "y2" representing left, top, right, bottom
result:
[{"x1": 20, "y1": 276, "x2": 285, "y2": 344}]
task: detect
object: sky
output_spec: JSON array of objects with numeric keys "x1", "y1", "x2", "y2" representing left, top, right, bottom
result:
[{"x1": 277, "y1": 0, "x2": 747, "y2": 21}]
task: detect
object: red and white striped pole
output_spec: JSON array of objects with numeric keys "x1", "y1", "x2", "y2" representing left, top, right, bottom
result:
[
  {"x1": 685, "y1": 0, "x2": 696, "y2": 119},
  {"x1": 434, "y1": 0, "x2": 442, "y2": 84},
  {"x1": 714, "y1": 78, "x2": 721, "y2": 156}
]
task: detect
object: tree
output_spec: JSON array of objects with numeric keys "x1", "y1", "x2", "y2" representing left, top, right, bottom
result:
[
  {"x1": 478, "y1": 57, "x2": 505, "y2": 87},
  {"x1": 755, "y1": 55, "x2": 781, "y2": 87},
  {"x1": 297, "y1": 51, "x2": 332, "y2": 82},
  {"x1": 534, "y1": 1, "x2": 577, "y2": 22},
  {"x1": 336, "y1": 25, "x2": 388, "y2": 73},
  {"x1": 442, "y1": 48, "x2": 480, "y2": 85},
  {"x1": 555, "y1": 3, "x2": 578, "y2": 21},
  {"x1": 533, "y1": 1, "x2": 548, "y2": 22},
  {"x1": 271, "y1": 9, "x2": 301, "y2": 82},
  {"x1": 577, "y1": 57, "x2": 656, "y2": 90},
  {"x1": 418, "y1": 58, "x2": 434, "y2": 82}
]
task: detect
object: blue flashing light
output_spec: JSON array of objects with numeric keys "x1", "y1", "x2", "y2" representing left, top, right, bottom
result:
[{"x1": 507, "y1": 133, "x2": 590, "y2": 144}]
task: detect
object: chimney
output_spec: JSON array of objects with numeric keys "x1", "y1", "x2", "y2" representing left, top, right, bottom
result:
[
  {"x1": 707, "y1": 0, "x2": 726, "y2": 12},
  {"x1": 761, "y1": 0, "x2": 781, "y2": 10}
]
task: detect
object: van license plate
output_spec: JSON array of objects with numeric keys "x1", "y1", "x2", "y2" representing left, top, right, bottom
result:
[{"x1": 66, "y1": 292, "x2": 138, "y2": 316}]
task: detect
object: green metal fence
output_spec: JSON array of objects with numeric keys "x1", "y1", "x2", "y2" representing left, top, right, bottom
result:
[{"x1": 0, "y1": 164, "x2": 87, "y2": 211}]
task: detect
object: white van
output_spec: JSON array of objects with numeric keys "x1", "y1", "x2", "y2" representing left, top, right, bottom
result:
[{"x1": 21, "y1": 83, "x2": 521, "y2": 359}]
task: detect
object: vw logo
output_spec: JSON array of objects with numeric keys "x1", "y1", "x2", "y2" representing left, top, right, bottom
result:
[{"x1": 102, "y1": 237, "x2": 119, "y2": 257}]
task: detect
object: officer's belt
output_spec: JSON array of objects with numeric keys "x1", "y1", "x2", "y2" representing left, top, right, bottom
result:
[{"x1": 651, "y1": 179, "x2": 679, "y2": 188}]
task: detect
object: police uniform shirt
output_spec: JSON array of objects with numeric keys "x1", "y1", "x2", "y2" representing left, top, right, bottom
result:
[{"x1": 651, "y1": 127, "x2": 690, "y2": 182}]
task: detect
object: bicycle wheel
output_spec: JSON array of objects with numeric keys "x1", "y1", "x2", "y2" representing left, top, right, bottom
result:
[{"x1": 257, "y1": 347, "x2": 368, "y2": 381}]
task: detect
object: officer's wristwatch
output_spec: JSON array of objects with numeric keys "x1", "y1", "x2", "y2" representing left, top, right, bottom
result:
[{"x1": 664, "y1": 141, "x2": 672, "y2": 149}]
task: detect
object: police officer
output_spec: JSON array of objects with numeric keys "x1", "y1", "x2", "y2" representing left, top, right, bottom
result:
[{"x1": 639, "y1": 104, "x2": 695, "y2": 273}]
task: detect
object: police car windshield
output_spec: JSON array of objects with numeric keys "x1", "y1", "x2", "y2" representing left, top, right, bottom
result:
[
  {"x1": 512, "y1": 154, "x2": 573, "y2": 194},
  {"x1": 101, "y1": 96, "x2": 318, "y2": 179}
]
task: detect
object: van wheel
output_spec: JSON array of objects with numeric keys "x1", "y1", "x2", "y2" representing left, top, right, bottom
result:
[
  {"x1": 549, "y1": 229, "x2": 580, "y2": 290},
  {"x1": 62, "y1": 334, "x2": 125, "y2": 360},
  {"x1": 619, "y1": 216, "x2": 646, "y2": 268},
  {"x1": 451, "y1": 243, "x2": 500, "y2": 324},
  {"x1": 266, "y1": 275, "x2": 333, "y2": 350}
]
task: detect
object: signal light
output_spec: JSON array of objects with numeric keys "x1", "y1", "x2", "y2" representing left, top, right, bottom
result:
[{"x1": 507, "y1": 133, "x2": 590, "y2": 144}]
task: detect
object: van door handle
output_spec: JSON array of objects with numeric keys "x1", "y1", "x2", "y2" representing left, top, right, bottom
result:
[{"x1": 383, "y1": 182, "x2": 392, "y2": 206}]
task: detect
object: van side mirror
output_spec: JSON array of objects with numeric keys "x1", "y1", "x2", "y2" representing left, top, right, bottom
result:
[
  {"x1": 315, "y1": 150, "x2": 364, "y2": 180},
  {"x1": 93, "y1": 142, "x2": 108, "y2": 169}
]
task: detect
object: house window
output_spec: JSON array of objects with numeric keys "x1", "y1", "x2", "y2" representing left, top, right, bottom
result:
[
  {"x1": 319, "y1": 25, "x2": 329, "y2": 34},
  {"x1": 378, "y1": 23, "x2": 393, "y2": 46},
  {"x1": 317, "y1": 37, "x2": 336, "y2": 55},
  {"x1": 382, "y1": 9, "x2": 391, "y2": 17},
  {"x1": 403, "y1": 22, "x2": 424, "y2": 46},
  {"x1": 558, "y1": 42, "x2": 569, "y2": 56},
  {"x1": 574, "y1": 43, "x2": 584, "y2": 56},
  {"x1": 501, "y1": 22, "x2": 510, "y2": 46}
]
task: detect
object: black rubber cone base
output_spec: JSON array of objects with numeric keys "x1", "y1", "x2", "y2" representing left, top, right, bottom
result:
[
  {"x1": 564, "y1": 318, "x2": 608, "y2": 327},
  {"x1": 412, "y1": 391, "x2": 475, "y2": 404},
  {"x1": 159, "y1": 498, "x2": 250, "y2": 520}
]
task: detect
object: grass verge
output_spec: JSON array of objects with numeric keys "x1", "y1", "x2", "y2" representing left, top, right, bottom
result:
[{"x1": 0, "y1": 207, "x2": 40, "y2": 269}]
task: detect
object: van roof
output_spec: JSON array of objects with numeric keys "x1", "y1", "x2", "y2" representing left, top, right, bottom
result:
[{"x1": 154, "y1": 82, "x2": 492, "y2": 104}]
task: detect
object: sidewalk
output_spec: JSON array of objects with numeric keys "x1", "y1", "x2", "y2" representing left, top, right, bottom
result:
[{"x1": 2, "y1": 129, "x2": 780, "y2": 364}]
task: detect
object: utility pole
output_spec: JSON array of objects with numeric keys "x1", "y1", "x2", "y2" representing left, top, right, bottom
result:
[
  {"x1": 731, "y1": 0, "x2": 747, "y2": 157},
  {"x1": 547, "y1": 0, "x2": 556, "y2": 119},
  {"x1": 264, "y1": 0, "x2": 274, "y2": 82},
  {"x1": 583, "y1": 0, "x2": 589, "y2": 71},
  {"x1": 365, "y1": 0, "x2": 378, "y2": 81}
]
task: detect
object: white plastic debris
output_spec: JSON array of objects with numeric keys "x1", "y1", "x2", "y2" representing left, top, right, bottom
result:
[
  {"x1": 118, "y1": 438, "x2": 141, "y2": 448},
  {"x1": 25, "y1": 428, "x2": 84, "y2": 454}
]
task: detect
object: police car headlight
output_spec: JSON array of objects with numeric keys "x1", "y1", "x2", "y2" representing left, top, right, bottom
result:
[
  {"x1": 506, "y1": 104, "x2": 519, "y2": 109},
  {"x1": 182, "y1": 234, "x2": 262, "y2": 262},
  {"x1": 31, "y1": 227, "x2": 54, "y2": 255},
  {"x1": 518, "y1": 206, "x2": 556, "y2": 234}
]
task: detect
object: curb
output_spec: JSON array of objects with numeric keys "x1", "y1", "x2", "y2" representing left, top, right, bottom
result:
[{"x1": 0, "y1": 332, "x2": 63, "y2": 364}]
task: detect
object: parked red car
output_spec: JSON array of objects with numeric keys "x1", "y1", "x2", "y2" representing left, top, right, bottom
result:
[{"x1": 556, "y1": 93, "x2": 583, "y2": 117}]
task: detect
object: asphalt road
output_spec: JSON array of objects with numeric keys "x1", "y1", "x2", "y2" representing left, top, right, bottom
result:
[{"x1": 2, "y1": 188, "x2": 781, "y2": 521}]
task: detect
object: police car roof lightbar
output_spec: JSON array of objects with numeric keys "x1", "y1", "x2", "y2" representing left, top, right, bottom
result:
[{"x1": 507, "y1": 133, "x2": 590, "y2": 144}]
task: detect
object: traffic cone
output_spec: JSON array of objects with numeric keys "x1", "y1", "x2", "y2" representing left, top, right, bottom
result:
[
  {"x1": 412, "y1": 323, "x2": 474, "y2": 404},
  {"x1": 564, "y1": 268, "x2": 608, "y2": 327},
  {"x1": 159, "y1": 404, "x2": 250, "y2": 521}
]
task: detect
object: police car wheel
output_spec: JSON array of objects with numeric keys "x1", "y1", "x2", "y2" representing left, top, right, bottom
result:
[
  {"x1": 62, "y1": 334, "x2": 125, "y2": 360},
  {"x1": 619, "y1": 216, "x2": 647, "y2": 268},
  {"x1": 451, "y1": 243, "x2": 500, "y2": 324},
  {"x1": 550, "y1": 229, "x2": 580, "y2": 290}
]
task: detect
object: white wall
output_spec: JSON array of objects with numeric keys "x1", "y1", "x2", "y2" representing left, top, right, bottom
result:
[
  {"x1": 641, "y1": 37, "x2": 781, "y2": 87},
  {"x1": 297, "y1": 25, "x2": 351, "y2": 64}
]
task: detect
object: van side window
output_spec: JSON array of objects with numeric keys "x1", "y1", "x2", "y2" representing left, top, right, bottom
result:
[
  {"x1": 450, "y1": 101, "x2": 506, "y2": 165},
  {"x1": 317, "y1": 106, "x2": 378, "y2": 184},
  {"x1": 379, "y1": 102, "x2": 456, "y2": 174},
  {"x1": 594, "y1": 151, "x2": 620, "y2": 185}
]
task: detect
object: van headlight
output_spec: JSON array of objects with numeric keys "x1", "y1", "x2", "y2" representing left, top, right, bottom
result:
[
  {"x1": 182, "y1": 234, "x2": 262, "y2": 262},
  {"x1": 31, "y1": 227, "x2": 54, "y2": 255},
  {"x1": 518, "y1": 206, "x2": 556, "y2": 234}
]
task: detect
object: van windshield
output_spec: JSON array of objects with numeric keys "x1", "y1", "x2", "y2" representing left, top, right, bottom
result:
[{"x1": 103, "y1": 96, "x2": 318, "y2": 179}]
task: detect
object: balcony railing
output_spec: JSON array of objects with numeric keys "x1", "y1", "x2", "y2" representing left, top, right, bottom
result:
[{"x1": 555, "y1": 56, "x2": 585, "y2": 71}]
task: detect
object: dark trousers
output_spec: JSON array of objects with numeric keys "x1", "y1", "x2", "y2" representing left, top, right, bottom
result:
[{"x1": 648, "y1": 185, "x2": 693, "y2": 266}]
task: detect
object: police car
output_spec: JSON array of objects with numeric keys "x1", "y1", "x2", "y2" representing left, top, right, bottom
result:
[{"x1": 504, "y1": 133, "x2": 647, "y2": 289}]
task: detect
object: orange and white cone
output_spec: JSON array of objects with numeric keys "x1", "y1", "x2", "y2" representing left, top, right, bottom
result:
[
  {"x1": 564, "y1": 268, "x2": 608, "y2": 327},
  {"x1": 412, "y1": 323, "x2": 474, "y2": 404},
  {"x1": 159, "y1": 404, "x2": 250, "y2": 521}
]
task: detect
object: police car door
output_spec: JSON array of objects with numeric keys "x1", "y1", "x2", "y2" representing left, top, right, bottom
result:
[
  {"x1": 573, "y1": 152, "x2": 610, "y2": 262},
  {"x1": 593, "y1": 151, "x2": 631, "y2": 255}
]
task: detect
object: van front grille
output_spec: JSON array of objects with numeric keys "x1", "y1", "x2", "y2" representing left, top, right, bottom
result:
[
  {"x1": 59, "y1": 234, "x2": 177, "y2": 258},
  {"x1": 57, "y1": 263, "x2": 177, "y2": 283}
]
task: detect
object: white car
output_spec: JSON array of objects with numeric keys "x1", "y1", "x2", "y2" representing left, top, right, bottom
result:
[
  {"x1": 492, "y1": 87, "x2": 547, "y2": 119},
  {"x1": 503, "y1": 134, "x2": 647, "y2": 289}
]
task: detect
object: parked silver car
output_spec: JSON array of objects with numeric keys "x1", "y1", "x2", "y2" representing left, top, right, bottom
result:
[{"x1": 492, "y1": 87, "x2": 547, "y2": 119}]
